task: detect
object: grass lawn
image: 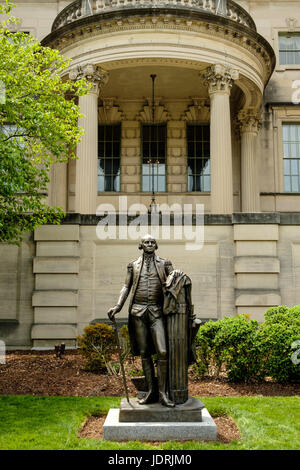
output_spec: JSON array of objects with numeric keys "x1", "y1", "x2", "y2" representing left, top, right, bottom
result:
[{"x1": 0, "y1": 395, "x2": 299, "y2": 450}]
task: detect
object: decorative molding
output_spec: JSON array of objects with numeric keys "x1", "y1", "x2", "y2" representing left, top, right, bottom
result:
[
  {"x1": 43, "y1": 14, "x2": 274, "y2": 83},
  {"x1": 98, "y1": 98, "x2": 126, "y2": 122},
  {"x1": 69, "y1": 64, "x2": 109, "y2": 94},
  {"x1": 202, "y1": 64, "x2": 239, "y2": 95},
  {"x1": 285, "y1": 17, "x2": 298, "y2": 31},
  {"x1": 238, "y1": 108, "x2": 262, "y2": 134},
  {"x1": 136, "y1": 98, "x2": 171, "y2": 122},
  {"x1": 181, "y1": 98, "x2": 210, "y2": 122}
]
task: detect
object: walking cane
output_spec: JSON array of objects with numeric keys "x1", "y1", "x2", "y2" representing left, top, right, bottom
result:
[{"x1": 111, "y1": 316, "x2": 131, "y2": 406}]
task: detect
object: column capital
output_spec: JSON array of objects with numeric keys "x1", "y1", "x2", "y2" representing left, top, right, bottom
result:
[
  {"x1": 69, "y1": 64, "x2": 109, "y2": 95},
  {"x1": 238, "y1": 108, "x2": 262, "y2": 134},
  {"x1": 202, "y1": 64, "x2": 239, "y2": 95}
]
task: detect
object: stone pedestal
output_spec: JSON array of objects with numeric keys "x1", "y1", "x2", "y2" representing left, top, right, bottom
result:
[{"x1": 103, "y1": 397, "x2": 217, "y2": 441}]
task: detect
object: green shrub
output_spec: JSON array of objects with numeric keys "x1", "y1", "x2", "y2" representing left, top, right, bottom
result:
[
  {"x1": 77, "y1": 323, "x2": 117, "y2": 374},
  {"x1": 193, "y1": 319, "x2": 224, "y2": 377},
  {"x1": 194, "y1": 308, "x2": 300, "y2": 383},
  {"x1": 212, "y1": 316, "x2": 263, "y2": 382},
  {"x1": 258, "y1": 306, "x2": 300, "y2": 383}
]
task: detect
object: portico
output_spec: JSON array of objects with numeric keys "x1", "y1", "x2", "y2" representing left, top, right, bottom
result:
[{"x1": 42, "y1": 0, "x2": 275, "y2": 216}]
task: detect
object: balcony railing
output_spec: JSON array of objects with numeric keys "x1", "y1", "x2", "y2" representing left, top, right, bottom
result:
[{"x1": 52, "y1": 0, "x2": 256, "y2": 33}]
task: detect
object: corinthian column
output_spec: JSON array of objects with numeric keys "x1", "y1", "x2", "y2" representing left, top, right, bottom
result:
[
  {"x1": 70, "y1": 64, "x2": 109, "y2": 214},
  {"x1": 238, "y1": 109, "x2": 261, "y2": 212},
  {"x1": 203, "y1": 64, "x2": 239, "y2": 214}
]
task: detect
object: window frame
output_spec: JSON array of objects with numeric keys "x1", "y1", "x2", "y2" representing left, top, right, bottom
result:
[
  {"x1": 282, "y1": 122, "x2": 300, "y2": 193},
  {"x1": 186, "y1": 122, "x2": 211, "y2": 193},
  {"x1": 272, "y1": 27, "x2": 300, "y2": 71},
  {"x1": 140, "y1": 122, "x2": 167, "y2": 193},
  {"x1": 272, "y1": 107, "x2": 300, "y2": 194},
  {"x1": 97, "y1": 123, "x2": 122, "y2": 194},
  {"x1": 278, "y1": 33, "x2": 300, "y2": 67}
]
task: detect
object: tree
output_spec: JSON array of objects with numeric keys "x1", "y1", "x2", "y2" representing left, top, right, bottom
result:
[{"x1": 0, "y1": 1, "x2": 90, "y2": 244}]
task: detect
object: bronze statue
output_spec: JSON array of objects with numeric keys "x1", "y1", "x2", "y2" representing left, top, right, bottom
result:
[{"x1": 108, "y1": 234, "x2": 199, "y2": 408}]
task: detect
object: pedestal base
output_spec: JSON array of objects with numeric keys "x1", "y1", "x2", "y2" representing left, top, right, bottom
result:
[{"x1": 103, "y1": 402, "x2": 217, "y2": 442}]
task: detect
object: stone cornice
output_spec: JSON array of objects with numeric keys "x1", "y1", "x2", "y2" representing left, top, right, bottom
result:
[{"x1": 41, "y1": 9, "x2": 275, "y2": 85}]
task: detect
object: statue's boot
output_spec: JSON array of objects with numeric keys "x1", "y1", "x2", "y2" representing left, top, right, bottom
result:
[
  {"x1": 138, "y1": 358, "x2": 156, "y2": 405},
  {"x1": 157, "y1": 359, "x2": 175, "y2": 408}
]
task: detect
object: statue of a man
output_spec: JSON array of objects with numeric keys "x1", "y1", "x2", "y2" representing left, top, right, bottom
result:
[{"x1": 107, "y1": 234, "x2": 179, "y2": 408}]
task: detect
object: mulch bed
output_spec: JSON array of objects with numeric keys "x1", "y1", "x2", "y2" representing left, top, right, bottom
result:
[
  {"x1": 1, "y1": 350, "x2": 299, "y2": 397},
  {"x1": 77, "y1": 414, "x2": 242, "y2": 444}
]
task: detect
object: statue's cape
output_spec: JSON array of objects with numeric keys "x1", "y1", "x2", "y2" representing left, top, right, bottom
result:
[{"x1": 163, "y1": 271, "x2": 191, "y2": 315}]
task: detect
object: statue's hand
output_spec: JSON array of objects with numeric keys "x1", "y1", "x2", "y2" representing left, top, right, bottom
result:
[
  {"x1": 107, "y1": 305, "x2": 121, "y2": 321},
  {"x1": 172, "y1": 269, "x2": 183, "y2": 277}
]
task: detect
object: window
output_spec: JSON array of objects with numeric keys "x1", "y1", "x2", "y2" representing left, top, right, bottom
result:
[
  {"x1": 98, "y1": 124, "x2": 121, "y2": 192},
  {"x1": 279, "y1": 34, "x2": 300, "y2": 65},
  {"x1": 283, "y1": 123, "x2": 300, "y2": 192},
  {"x1": 187, "y1": 124, "x2": 210, "y2": 192},
  {"x1": 141, "y1": 124, "x2": 166, "y2": 192}
]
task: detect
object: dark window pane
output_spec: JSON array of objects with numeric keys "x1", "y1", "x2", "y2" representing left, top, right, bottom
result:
[
  {"x1": 195, "y1": 126, "x2": 202, "y2": 141},
  {"x1": 98, "y1": 124, "x2": 121, "y2": 192},
  {"x1": 203, "y1": 142, "x2": 210, "y2": 157},
  {"x1": 187, "y1": 125, "x2": 194, "y2": 141},
  {"x1": 187, "y1": 142, "x2": 194, "y2": 158},
  {"x1": 113, "y1": 142, "x2": 120, "y2": 157},
  {"x1": 98, "y1": 126, "x2": 105, "y2": 140},
  {"x1": 157, "y1": 125, "x2": 166, "y2": 141},
  {"x1": 195, "y1": 142, "x2": 202, "y2": 157},
  {"x1": 105, "y1": 126, "x2": 113, "y2": 141},
  {"x1": 141, "y1": 123, "x2": 166, "y2": 192},
  {"x1": 158, "y1": 142, "x2": 165, "y2": 160},
  {"x1": 187, "y1": 124, "x2": 210, "y2": 192},
  {"x1": 202, "y1": 125, "x2": 210, "y2": 141},
  {"x1": 142, "y1": 126, "x2": 149, "y2": 141},
  {"x1": 98, "y1": 142, "x2": 105, "y2": 157}
]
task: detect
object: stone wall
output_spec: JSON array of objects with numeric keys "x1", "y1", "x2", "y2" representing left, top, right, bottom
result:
[{"x1": 1, "y1": 215, "x2": 300, "y2": 348}]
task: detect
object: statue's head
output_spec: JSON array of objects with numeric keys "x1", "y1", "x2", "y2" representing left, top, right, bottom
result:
[{"x1": 138, "y1": 234, "x2": 158, "y2": 254}]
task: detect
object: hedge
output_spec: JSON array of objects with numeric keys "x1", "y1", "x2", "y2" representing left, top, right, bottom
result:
[{"x1": 194, "y1": 306, "x2": 300, "y2": 383}]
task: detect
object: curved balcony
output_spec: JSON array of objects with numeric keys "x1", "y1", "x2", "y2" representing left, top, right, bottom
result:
[{"x1": 51, "y1": 0, "x2": 256, "y2": 33}]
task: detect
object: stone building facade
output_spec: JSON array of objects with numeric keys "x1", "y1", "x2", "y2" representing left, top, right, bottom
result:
[{"x1": 1, "y1": 0, "x2": 300, "y2": 348}]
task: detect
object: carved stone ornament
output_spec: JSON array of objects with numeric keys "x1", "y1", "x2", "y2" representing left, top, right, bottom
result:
[
  {"x1": 182, "y1": 98, "x2": 210, "y2": 122},
  {"x1": 238, "y1": 108, "x2": 262, "y2": 134},
  {"x1": 136, "y1": 98, "x2": 171, "y2": 122},
  {"x1": 202, "y1": 64, "x2": 239, "y2": 95},
  {"x1": 69, "y1": 64, "x2": 109, "y2": 94},
  {"x1": 98, "y1": 98, "x2": 126, "y2": 122},
  {"x1": 285, "y1": 17, "x2": 298, "y2": 30}
]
